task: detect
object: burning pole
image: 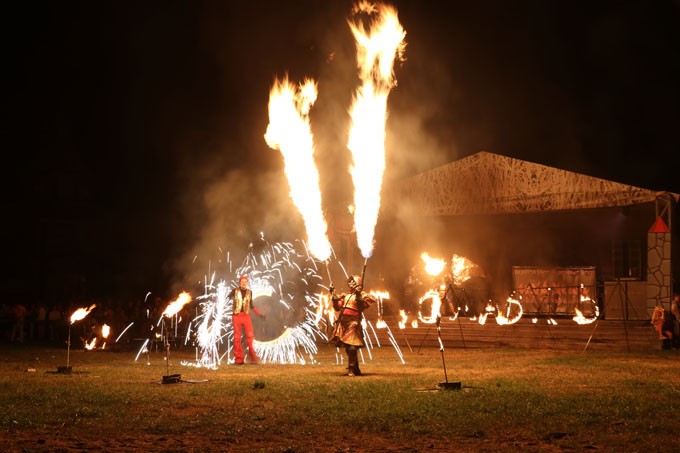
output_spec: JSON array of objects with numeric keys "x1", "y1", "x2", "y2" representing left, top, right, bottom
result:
[
  {"x1": 417, "y1": 252, "x2": 461, "y2": 389},
  {"x1": 160, "y1": 292, "x2": 191, "y2": 384},
  {"x1": 59, "y1": 304, "x2": 96, "y2": 374}
]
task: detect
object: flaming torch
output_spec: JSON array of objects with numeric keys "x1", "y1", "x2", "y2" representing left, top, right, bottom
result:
[
  {"x1": 417, "y1": 253, "x2": 461, "y2": 389},
  {"x1": 347, "y1": 1, "x2": 406, "y2": 260},
  {"x1": 58, "y1": 304, "x2": 96, "y2": 374},
  {"x1": 101, "y1": 324, "x2": 110, "y2": 350},
  {"x1": 161, "y1": 292, "x2": 192, "y2": 384}
]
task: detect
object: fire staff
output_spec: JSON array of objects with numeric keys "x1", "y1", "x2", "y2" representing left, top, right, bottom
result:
[
  {"x1": 329, "y1": 275, "x2": 376, "y2": 376},
  {"x1": 229, "y1": 276, "x2": 265, "y2": 364}
]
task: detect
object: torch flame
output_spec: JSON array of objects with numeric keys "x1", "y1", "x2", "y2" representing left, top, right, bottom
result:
[
  {"x1": 495, "y1": 297, "x2": 523, "y2": 325},
  {"x1": 163, "y1": 291, "x2": 192, "y2": 318},
  {"x1": 398, "y1": 309, "x2": 408, "y2": 329},
  {"x1": 573, "y1": 295, "x2": 599, "y2": 325},
  {"x1": 347, "y1": 1, "x2": 406, "y2": 258},
  {"x1": 70, "y1": 304, "x2": 96, "y2": 324},
  {"x1": 417, "y1": 290, "x2": 442, "y2": 324},
  {"x1": 265, "y1": 77, "x2": 331, "y2": 261},
  {"x1": 102, "y1": 324, "x2": 110, "y2": 339}
]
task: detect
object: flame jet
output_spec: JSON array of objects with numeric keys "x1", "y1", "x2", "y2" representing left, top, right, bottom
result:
[
  {"x1": 347, "y1": 1, "x2": 406, "y2": 258},
  {"x1": 265, "y1": 77, "x2": 332, "y2": 262},
  {"x1": 163, "y1": 291, "x2": 192, "y2": 318}
]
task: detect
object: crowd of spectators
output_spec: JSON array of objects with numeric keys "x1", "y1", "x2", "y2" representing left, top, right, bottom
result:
[{"x1": 0, "y1": 296, "x2": 175, "y2": 349}]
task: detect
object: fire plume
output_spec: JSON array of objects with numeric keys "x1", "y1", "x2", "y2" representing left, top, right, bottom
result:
[
  {"x1": 265, "y1": 77, "x2": 331, "y2": 261},
  {"x1": 347, "y1": 1, "x2": 406, "y2": 258}
]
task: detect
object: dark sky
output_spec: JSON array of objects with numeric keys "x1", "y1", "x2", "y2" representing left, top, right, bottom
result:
[{"x1": 5, "y1": 0, "x2": 679, "y2": 302}]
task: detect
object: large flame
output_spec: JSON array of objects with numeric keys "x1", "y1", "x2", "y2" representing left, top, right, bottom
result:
[
  {"x1": 421, "y1": 252, "x2": 446, "y2": 276},
  {"x1": 451, "y1": 254, "x2": 480, "y2": 285},
  {"x1": 347, "y1": 1, "x2": 406, "y2": 258},
  {"x1": 70, "y1": 304, "x2": 96, "y2": 324},
  {"x1": 264, "y1": 77, "x2": 331, "y2": 261},
  {"x1": 163, "y1": 291, "x2": 192, "y2": 318}
]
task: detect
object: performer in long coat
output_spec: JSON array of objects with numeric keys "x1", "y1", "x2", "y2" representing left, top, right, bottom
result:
[{"x1": 329, "y1": 275, "x2": 376, "y2": 376}]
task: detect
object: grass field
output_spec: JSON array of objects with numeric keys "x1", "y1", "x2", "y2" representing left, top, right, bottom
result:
[{"x1": 1, "y1": 342, "x2": 678, "y2": 452}]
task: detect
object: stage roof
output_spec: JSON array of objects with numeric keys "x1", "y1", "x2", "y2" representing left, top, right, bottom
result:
[{"x1": 391, "y1": 151, "x2": 678, "y2": 216}]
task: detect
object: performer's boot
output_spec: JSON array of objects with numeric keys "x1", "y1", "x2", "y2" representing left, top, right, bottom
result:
[{"x1": 346, "y1": 347, "x2": 361, "y2": 376}]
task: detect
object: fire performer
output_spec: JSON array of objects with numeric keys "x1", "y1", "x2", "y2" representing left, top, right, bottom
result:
[
  {"x1": 329, "y1": 275, "x2": 376, "y2": 376},
  {"x1": 229, "y1": 276, "x2": 265, "y2": 364}
]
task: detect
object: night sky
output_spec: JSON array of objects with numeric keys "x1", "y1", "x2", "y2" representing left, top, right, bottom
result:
[{"x1": 5, "y1": 0, "x2": 679, "y2": 303}]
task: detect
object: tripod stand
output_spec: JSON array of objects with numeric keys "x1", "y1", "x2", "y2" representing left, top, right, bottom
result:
[{"x1": 583, "y1": 279, "x2": 632, "y2": 353}]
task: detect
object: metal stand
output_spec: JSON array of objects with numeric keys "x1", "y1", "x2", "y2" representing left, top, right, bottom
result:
[
  {"x1": 436, "y1": 315, "x2": 461, "y2": 390},
  {"x1": 583, "y1": 279, "x2": 632, "y2": 353},
  {"x1": 57, "y1": 325, "x2": 74, "y2": 374},
  {"x1": 161, "y1": 319, "x2": 181, "y2": 384}
]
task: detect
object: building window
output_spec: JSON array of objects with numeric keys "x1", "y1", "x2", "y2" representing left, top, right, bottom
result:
[{"x1": 612, "y1": 239, "x2": 642, "y2": 279}]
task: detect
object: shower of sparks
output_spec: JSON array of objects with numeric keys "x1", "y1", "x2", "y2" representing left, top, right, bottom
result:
[
  {"x1": 192, "y1": 281, "x2": 229, "y2": 369},
  {"x1": 265, "y1": 78, "x2": 332, "y2": 261},
  {"x1": 256, "y1": 327, "x2": 319, "y2": 364},
  {"x1": 115, "y1": 322, "x2": 134, "y2": 343},
  {"x1": 135, "y1": 338, "x2": 150, "y2": 362},
  {"x1": 185, "y1": 240, "x2": 330, "y2": 367},
  {"x1": 347, "y1": 1, "x2": 406, "y2": 258}
]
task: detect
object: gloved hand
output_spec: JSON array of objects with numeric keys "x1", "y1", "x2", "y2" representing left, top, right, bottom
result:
[
  {"x1": 354, "y1": 285, "x2": 363, "y2": 294},
  {"x1": 329, "y1": 284, "x2": 335, "y2": 294}
]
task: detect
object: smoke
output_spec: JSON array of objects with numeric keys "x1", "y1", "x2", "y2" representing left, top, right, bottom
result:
[{"x1": 166, "y1": 166, "x2": 305, "y2": 295}]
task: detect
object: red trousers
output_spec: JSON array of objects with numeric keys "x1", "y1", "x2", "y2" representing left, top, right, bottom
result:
[{"x1": 232, "y1": 312, "x2": 259, "y2": 364}]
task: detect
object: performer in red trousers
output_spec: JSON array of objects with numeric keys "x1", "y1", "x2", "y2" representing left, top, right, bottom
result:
[{"x1": 229, "y1": 276, "x2": 265, "y2": 364}]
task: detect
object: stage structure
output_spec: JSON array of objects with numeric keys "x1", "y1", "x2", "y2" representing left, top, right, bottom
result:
[
  {"x1": 512, "y1": 266, "x2": 597, "y2": 316},
  {"x1": 387, "y1": 151, "x2": 679, "y2": 316}
]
